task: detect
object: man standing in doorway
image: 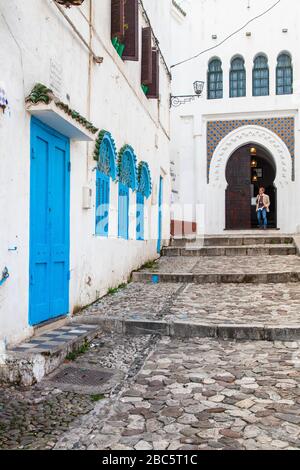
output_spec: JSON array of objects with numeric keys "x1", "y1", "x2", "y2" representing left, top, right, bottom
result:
[{"x1": 256, "y1": 187, "x2": 270, "y2": 230}]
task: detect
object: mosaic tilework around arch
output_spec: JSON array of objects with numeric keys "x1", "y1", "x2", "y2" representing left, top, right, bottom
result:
[{"x1": 207, "y1": 117, "x2": 295, "y2": 181}]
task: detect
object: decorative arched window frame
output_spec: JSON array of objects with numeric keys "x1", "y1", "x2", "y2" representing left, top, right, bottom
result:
[
  {"x1": 230, "y1": 56, "x2": 246, "y2": 98},
  {"x1": 136, "y1": 162, "x2": 152, "y2": 241},
  {"x1": 118, "y1": 145, "x2": 138, "y2": 239},
  {"x1": 207, "y1": 58, "x2": 223, "y2": 100},
  {"x1": 253, "y1": 54, "x2": 269, "y2": 97},
  {"x1": 276, "y1": 52, "x2": 293, "y2": 95},
  {"x1": 94, "y1": 130, "x2": 117, "y2": 237}
]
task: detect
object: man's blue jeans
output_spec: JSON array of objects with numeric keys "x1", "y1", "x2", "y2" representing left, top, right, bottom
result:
[{"x1": 257, "y1": 208, "x2": 267, "y2": 228}]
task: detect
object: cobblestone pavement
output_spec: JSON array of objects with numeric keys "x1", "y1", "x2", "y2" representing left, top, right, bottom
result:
[
  {"x1": 2, "y1": 249, "x2": 300, "y2": 450},
  {"x1": 140, "y1": 256, "x2": 300, "y2": 274},
  {"x1": 54, "y1": 337, "x2": 300, "y2": 450},
  {"x1": 167, "y1": 283, "x2": 300, "y2": 326},
  {"x1": 78, "y1": 282, "x2": 181, "y2": 320},
  {"x1": 0, "y1": 334, "x2": 155, "y2": 449},
  {"x1": 78, "y1": 281, "x2": 300, "y2": 327}
]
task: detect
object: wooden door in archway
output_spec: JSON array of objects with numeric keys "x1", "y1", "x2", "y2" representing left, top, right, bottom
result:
[{"x1": 225, "y1": 147, "x2": 251, "y2": 229}]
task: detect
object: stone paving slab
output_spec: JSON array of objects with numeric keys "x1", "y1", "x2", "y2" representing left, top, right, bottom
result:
[{"x1": 54, "y1": 337, "x2": 300, "y2": 450}]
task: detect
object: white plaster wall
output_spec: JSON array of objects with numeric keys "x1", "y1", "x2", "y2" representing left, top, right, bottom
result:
[
  {"x1": 171, "y1": 0, "x2": 300, "y2": 234},
  {"x1": 0, "y1": 0, "x2": 171, "y2": 346}
]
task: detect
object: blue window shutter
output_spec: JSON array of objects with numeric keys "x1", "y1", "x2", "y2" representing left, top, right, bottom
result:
[
  {"x1": 118, "y1": 183, "x2": 129, "y2": 239},
  {"x1": 95, "y1": 171, "x2": 110, "y2": 237},
  {"x1": 136, "y1": 191, "x2": 144, "y2": 240}
]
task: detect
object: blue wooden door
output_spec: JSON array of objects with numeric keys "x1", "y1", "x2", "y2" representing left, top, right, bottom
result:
[
  {"x1": 157, "y1": 176, "x2": 163, "y2": 253},
  {"x1": 29, "y1": 118, "x2": 70, "y2": 326},
  {"x1": 136, "y1": 192, "x2": 144, "y2": 241},
  {"x1": 118, "y1": 183, "x2": 129, "y2": 239}
]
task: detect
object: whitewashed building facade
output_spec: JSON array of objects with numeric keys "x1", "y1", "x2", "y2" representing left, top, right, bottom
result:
[
  {"x1": 0, "y1": 0, "x2": 172, "y2": 348},
  {"x1": 171, "y1": 0, "x2": 300, "y2": 236}
]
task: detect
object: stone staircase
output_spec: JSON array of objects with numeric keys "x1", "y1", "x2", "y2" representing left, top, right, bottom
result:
[
  {"x1": 132, "y1": 235, "x2": 300, "y2": 284},
  {"x1": 162, "y1": 235, "x2": 296, "y2": 257},
  {"x1": 3, "y1": 234, "x2": 300, "y2": 386},
  {"x1": 126, "y1": 234, "x2": 300, "y2": 342}
]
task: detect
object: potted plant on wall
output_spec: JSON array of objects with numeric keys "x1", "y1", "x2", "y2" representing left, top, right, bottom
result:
[{"x1": 112, "y1": 23, "x2": 128, "y2": 59}]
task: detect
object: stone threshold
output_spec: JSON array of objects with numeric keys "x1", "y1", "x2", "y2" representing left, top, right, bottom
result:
[
  {"x1": 0, "y1": 323, "x2": 101, "y2": 386},
  {"x1": 71, "y1": 316, "x2": 300, "y2": 342},
  {"x1": 132, "y1": 271, "x2": 300, "y2": 284}
]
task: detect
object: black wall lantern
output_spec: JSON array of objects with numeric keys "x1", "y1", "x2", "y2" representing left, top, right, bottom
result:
[{"x1": 170, "y1": 81, "x2": 205, "y2": 107}]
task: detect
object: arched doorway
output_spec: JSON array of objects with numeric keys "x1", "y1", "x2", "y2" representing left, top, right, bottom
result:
[{"x1": 225, "y1": 144, "x2": 277, "y2": 230}]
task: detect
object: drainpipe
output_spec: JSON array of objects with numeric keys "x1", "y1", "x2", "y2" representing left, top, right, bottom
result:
[{"x1": 87, "y1": 0, "x2": 93, "y2": 181}]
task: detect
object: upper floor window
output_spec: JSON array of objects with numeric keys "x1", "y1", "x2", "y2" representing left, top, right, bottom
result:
[
  {"x1": 276, "y1": 53, "x2": 293, "y2": 95},
  {"x1": 207, "y1": 59, "x2": 223, "y2": 100},
  {"x1": 230, "y1": 57, "x2": 246, "y2": 98},
  {"x1": 253, "y1": 55, "x2": 269, "y2": 96}
]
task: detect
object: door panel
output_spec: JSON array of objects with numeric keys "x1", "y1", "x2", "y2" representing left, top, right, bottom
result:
[
  {"x1": 226, "y1": 148, "x2": 251, "y2": 230},
  {"x1": 29, "y1": 119, "x2": 70, "y2": 326}
]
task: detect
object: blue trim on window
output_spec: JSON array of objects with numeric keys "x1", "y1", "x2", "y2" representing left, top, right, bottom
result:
[
  {"x1": 136, "y1": 191, "x2": 145, "y2": 241},
  {"x1": 97, "y1": 132, "x2": 117, "y2": 180},
  {"x1": 95, "y1": 171, "x2": 110, "y2": 237},
  {"x1": 137, "y1": 161, "x2": 152, "y2": 198},
  {"x1": 118, "y1": 183, "x2": 129, "y2": 240},
  {"x1": 118, "y1": 145, "x2": 138, "y2": 190}
]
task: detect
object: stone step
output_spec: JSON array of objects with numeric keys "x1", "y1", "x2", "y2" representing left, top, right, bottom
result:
[
  {"x1": 163, "y1": 244, "x2": 296, "y2": 257},
  {"x1": 171, "y1": 236, "x2": 294, "y2": 248},
  {"x1": 72, "y1": 317, "x2": 300, "y2": 342},
  {"x1": 0, "y1": 323, "x2": 102, "y2": 386},
  {"x1": 132, "y1": 271, "x2": 300, "y2": 284},
  {"x1": 71, "y1": 280, "x2": 300, "y2": 342}
]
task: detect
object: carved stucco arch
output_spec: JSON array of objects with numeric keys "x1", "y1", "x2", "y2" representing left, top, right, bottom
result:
[{"x1": 209, "y1": 125, "x2": 292, "y2": 188}]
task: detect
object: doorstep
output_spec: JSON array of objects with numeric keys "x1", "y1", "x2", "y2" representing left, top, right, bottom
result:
[{"x1": 0, "y1": 323, "x2": 102, "y2": 386}]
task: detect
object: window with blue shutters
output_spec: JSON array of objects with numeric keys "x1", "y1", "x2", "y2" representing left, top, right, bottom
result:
[
  {"x1": 230, "y1": 57, "x2": 246, "y2": 98},
  {"x1": 136, "y1": 192, "x2": 144, "y2": 241},
  {"x1": 118, "y1": 183, "x2": 129, "y2": 239},
  {"x1": 207, "y1": 59, "x2": 223, "y2": 100},
  {"x1": 118, "y1": 145, "x2": 138, "y2": 240},
  {"x1": 96, "y1": 172, "x2": 110, "y2": 236},
  {"x1": 95, "y1": 131, "x2": 117, "y2": 237},
  {"x1": 276, "y1": 53, "x2": 293, "y2": 95},
  {"x1": 136, "y1": 162, "x2": 152, "y2": 241},
  {"x1": 253, "y1": 55, "x2": 269, "y2": 96}
]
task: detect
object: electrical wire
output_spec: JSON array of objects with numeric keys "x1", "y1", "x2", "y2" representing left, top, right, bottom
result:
[{"x1": 171, "y1": 0, "x2": 281, "y2": 69}]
